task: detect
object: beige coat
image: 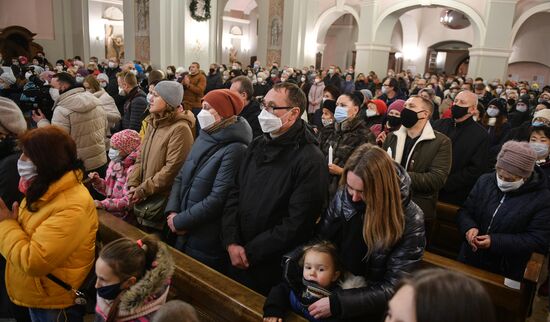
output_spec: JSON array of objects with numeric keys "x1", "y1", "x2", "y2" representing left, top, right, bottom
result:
[
  {"x1": 128, "y1": 110, "x2": 195, "y2": 198},
  {"x1": 38, "y1": 87, "x2": 107, "y2": 171},
  {"x1": 0, "y1": 97, "x2": 26, "y2": 136},
  {"x1": 93, "y1": 89, "x2": 121, "y2": 150}
]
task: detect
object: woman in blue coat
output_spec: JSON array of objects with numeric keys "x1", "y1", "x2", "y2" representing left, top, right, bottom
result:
[
  {"x1": 165, "y1": 89, "x2": 252, "y2": 272},
  {"x1": 457, "y1": 141, "x2": 550, "y2": 280}
]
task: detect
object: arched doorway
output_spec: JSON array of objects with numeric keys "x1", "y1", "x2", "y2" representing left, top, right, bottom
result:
[
  {"x1": 426, "y1": 41, "x2": 471, "y2": 75},
  {"x1": 322, "y1": 14, "x2": 358, "y2": 69},
  {"x1": 220, "y1": 0, "x2": 258, "y2": 66}
]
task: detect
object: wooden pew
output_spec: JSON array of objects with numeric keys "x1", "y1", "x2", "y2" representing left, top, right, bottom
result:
[
  {"x1": 97, "y1": 210, "x2": 307, "y2": 322},
  {"x1": 421, "y1": 251, "x2": 544, "y2": 322},
  {"x1": 428, "y1": 201, "x2": 463, "y2": 258}
]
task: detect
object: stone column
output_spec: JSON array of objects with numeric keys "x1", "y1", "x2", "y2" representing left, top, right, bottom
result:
[
  {"x1": 123, "y1": 0, "x2": 136, "y2": 61},
  {"x1": 256, "y1": 0, "x2": 270, "y2": 65}
]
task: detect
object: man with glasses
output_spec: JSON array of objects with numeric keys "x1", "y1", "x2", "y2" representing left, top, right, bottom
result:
[
  {"x1": 383, "y1": 95, "x2": 451, "y2": 235},
  {"x1": 222, "y1": 82, "x2": 328, "y2": 295},
  {"x1": 379, "y1": 77, "x2": 406, "y2": 107}
]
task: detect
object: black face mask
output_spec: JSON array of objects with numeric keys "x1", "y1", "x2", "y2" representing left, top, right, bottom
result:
[
  {"x1": 401, "y1": 108, "x2": 425, "y2": 128},
  {"x1": 451, "y1": 105, "x2": 469, "y2": 119},
  {"x1": 97, "y1": 282, "x2": 123, "y2": 300},
  {"x1": 507, "y1": 98, "x2": 516, "y2": 106},
  {"x1": 387, "y1": 115, "x2": 402, "y2": 128},
  {"x1": 209, "y1": 68, "x2": 215, "y2": 74}
]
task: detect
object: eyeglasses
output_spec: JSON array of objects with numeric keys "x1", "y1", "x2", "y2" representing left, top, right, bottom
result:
[{"x1": 259, "y1": 98, "x2": 294, "y2": 113}]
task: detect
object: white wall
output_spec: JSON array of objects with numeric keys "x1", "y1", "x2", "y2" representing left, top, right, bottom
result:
[
  {"x1": 323, "y1": 24, "x2": 357, "y2": 69},
  {"x1": 509, "y1": 12, "x2": 550, "y2": 69}
]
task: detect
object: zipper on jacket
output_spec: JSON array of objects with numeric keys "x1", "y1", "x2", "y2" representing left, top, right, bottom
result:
[{"x1": 487, "y1": 195, "x2": 506, "y2": 233}]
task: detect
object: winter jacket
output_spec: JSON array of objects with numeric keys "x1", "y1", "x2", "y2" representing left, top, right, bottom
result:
[
  {"x1": 222, "y1": 120, "x2": 329, "y2": 292},
  {"x1": 95, "y1": 242, "x2": 174, "y2": 322},
  {"x1": 127, "y1": 111, "x2": 195, "y2": 228},
  {"x1": 317, "y1": 165, "x2": 425, "y2": 320},
  {"x1": 384, "y1": 122, "x2": 452, "y2": 220},
  {"x1": 205, "y1": 72, "x2": 223, "y2": 94},
  {"x1": 183, "y1": 73, "x2": 206, "y2": 109},
  {"x1": 165, "y1": 117, "x2": 252, "y2": 266},
  {"x1": 253, "y1": 82, "x2": 271, "y2": 98},
  {"x1": 37, "y1": 87, "x2": 107, "y2": 171},
  {"x1": 308, "y1": 82, "x2": 325, "y2": 114},
  {"x1": 341, "y1": 81, "x2": 355, "y2": 94},
  {"x1": 484, "y1": 120, "x2": 511, "y2": 168},
  {"x1": 457, "y1": 168, "x2": 550, "y2": 280},
  {"x1": 93, "y1": 89, "x2": 121, "y2": 150},
  {"x1": 319, "y1": 117, "x2": 375, "y2": 197},
  {"x1": 0, "y1": 97, "x2": 27, "y2": 137},
  {"x1": 0, "y1": 152, "x2": 22, "y2": 210},
  {"x1": 432, "y1": 116, "x2": 489, "y2": 206},
  {"x1": 121, "y1": 86, "x2": 147, "y2": 132},
  {"x1": 92, "y1": 150, "x2": 138, "y2": 222},
  {"x1": 0, "y1": 170, "x2": 98, "y2": 309},
  {"x1": 239, "y1": 99, "x2": 263, "y2": 138},
  {"x1": 378, "y1": 92, "x2": 407, "y2": 108},
  {"x1": 323, "y1": 74, "x2": 342, "y2": 90}
]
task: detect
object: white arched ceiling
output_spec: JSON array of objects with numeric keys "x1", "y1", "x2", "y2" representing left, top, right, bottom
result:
[
  {"x1": 373, "y1": 0, "x2": 485, "y2": 47},
  {"x1": 509, "y1": 2, "x2": 550, "y2": 47},
  {"x1": 224, "y1": 0, "x2": 257, "y2": 15},
  {"x1": 313, "y1": 5, "x2": 360, "y2": 44},
  {"x1": 508, "y1": 12, "x2": 550, "y2": 68}
]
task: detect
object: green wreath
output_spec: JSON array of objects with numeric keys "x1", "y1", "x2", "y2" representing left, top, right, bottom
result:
[{"x1": 189, "y1": 0, "x2": 211, "y2": 22}]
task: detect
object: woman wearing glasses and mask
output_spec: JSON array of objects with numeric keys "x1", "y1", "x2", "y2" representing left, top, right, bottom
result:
[{"x1": 165, "y1": 89, "x2": 252, "y2": 272}]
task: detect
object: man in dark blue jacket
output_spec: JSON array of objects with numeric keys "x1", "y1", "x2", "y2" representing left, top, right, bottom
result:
[
  {"x1": 222, "y1": 82, "x2": 329, "y2": 295},
  {"x1": 118, "y1": 71, "x2": 147, "y2": 132}
]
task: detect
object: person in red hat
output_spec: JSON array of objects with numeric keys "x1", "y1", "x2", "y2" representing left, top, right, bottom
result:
[{"x1": 165, "y1": 88, "x2": 253, "y2": 272}]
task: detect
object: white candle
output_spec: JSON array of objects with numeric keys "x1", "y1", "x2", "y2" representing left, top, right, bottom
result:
[{"x1": 328, "y1": 146, "x2": 333, "y2": 165}]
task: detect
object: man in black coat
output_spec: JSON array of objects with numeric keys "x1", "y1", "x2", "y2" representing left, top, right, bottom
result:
[
  {"x1": 230, "y1": 76, "x2": 263, "y2": 138},
  {"x1": 222, "y1": 82, "x2": 329, "y2": 295},
  {"x1": 205, "y1": 63, "x2": 223, "y2": 94},
  {"x1": 433, "y1": 90, "x2": 489, "y2": 206},
  {"x1": 118, "y1": 71, "x2": 147, "y2": 132}
]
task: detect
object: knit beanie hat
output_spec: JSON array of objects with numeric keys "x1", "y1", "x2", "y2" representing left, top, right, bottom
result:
[
  {"x1": 368, "y1": 99, "x2": 388, "y2": 115},
  {"x1": 517, "y1": 94, "x2": 530, "y2": 106},
  {"x1": 387, "y1": 99, "x2": 406, "y2": 114},
  {"x1": 110, "y1": 129, "x2": 141, "y2": 156},
  {"x1": 97, "y1": 73, "x2": 109, "y2": 84},
  {"x1": 155, "y1": 81, "x2": 184, "y2": 108},
  {"x1": 0, "y1": 97, "x2": 27, "y2": 136},
  {"x1": 496, "y1": 141, "x2": 536, "y2": 178},
  {"x1": 534, "y1": 109, "x2": 550, "y2": 122},
  {"x1": 203, "y1": 89, "x2": 245, "y2": 118},
  {"x1": 322, "y1": 99, "x2": 336, "y2": 115},
  {"x1": 360, "y1": 89, "x2": 373, "y2": 100},
  {"x1": 0, "y1": 73, "x2": 16, "y2": 85}
]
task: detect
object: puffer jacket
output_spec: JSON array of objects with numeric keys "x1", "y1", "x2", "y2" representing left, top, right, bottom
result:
[
  {"x1": 457, "y1": 167, "x2": 550, "y2": 280},
  {"x1": 38, "y1": 87, "x2": 107, "y2": 171},
  {"x1": 317, "y1": 164, "x2": 425, "y2": 320},
  {"x1": 122, "y1": 86, "x2": 147, "y2": 132},
  {"x1": 95, "y1": 242, "x2": 174, "y2": 322},
  {"x1": 127, "y1": 111, "x2": 195, "y2": 229},
  {"x1": 93, "y1": 89, "x2": 121, "y2": 150},
  {"x1": 165, "y1": 117, "x2": 252, "y2": 265},
  {"x1": 319, "y1": 116, "x2": 375, "y2": 197},
  {"x1": 0, "y1": 170, "x2": 98, "y2": 309}
]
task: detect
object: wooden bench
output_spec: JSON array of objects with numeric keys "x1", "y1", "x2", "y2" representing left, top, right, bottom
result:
[
  {"x1": 97, "y1": 210, "x2": 307, "y2": 322},
  {"x1": 428, "y1": 201, "x2": 463, "y2": 258}
]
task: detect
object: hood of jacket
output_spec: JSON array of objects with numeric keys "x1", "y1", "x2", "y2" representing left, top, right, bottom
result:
[
  {"x1": 57, "y1": 87, "x2": 101, "y2": 113},
  {"x1": 205, "y1": 116, "x2": 253, "y2": 146},
  {"x1": 148, "y1": 110, "x2": 196, "y2": 129},
  {"x1": 93, "y1": 89, "x2": 107, "y2": 99},
  {"x1": 118, "y1": 242, "x2": 174, "y2": 312}
]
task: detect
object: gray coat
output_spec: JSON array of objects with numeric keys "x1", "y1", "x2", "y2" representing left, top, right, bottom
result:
[{"x1": 165, "y1": 117, "x2": 252, "y2": 266}]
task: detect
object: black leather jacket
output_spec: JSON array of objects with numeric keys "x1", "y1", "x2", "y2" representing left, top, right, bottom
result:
[{"x1": 317, "y1": 164, "x2": 426, "y2": 320}]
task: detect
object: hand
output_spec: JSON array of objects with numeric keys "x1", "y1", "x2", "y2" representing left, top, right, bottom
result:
[
  {"x1": 94, "y1": 200, "x2": 103, "y2": 209},
  {"x1": 31, "y1": 109, "x2": 46, "y2": 123},
  {"x1": 129, "y1": 188, "x2": 144, "y2": 204},
  {"x1": 474, "y1": 235, "x2": 491, "y2": 249},
  {"x1": 263, "y1": 318, "x2": 282, "y2": 322},
  {"x1": 227, "y1": 244, "x2": 249, "y2": 269},
  {"x1": 466, "y1": 228, "x2": 479, "y2": 252},
  {"x1": 0, "y1": 199, "x2": 18, "y2": 222},
  {"x1": 88, "y1": 172, "x2": 100, "y2": 184},
  {"x1": 166, "y1": 212, "x2": 186, "y2": 235},
  {"x1": 183, "y1": 76, "x2": 190, "y2": 86},
  {"x1": 308, "y1": 297, "x2": 331, "y2": 319},
  {"x1": 376, "y1": 131, "x2": 387, "y2": 145},
  {"x1": 328, "y1": 163, "x2": 343, "y2": 175}
]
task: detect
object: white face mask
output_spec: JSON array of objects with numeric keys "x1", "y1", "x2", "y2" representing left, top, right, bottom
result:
[
  {"x1": 322, "y1": 118, "x2": 333, "y2": 127},
  {"x1": 118, "y1": 87, "x2": 126, "y2": 96},
  {"x1": 108, "y1": 62, "x2": 116, "y2": 68},
  {"x1": 197, "y1": 109, "x2": 216, "y2": 130},
  {"x1": 257, "y1": 77, "x2": 263, "y2": 83},
  {"x1": 381, "y1": 86, "x2": 388, "y2": 94},
  {"x1": 496, "y1": 88, "x2": 503, "y2": 95},
  {"x1": 49, "y1": 87, "x2": 60, "y2": 101},
  {"x1": 130, "y1": 69, "x2": 138, "y2": 75},
  {"x1": 258, "y1": 109, "x2": 283, "y2": 133},
  {"x1": 100, "y1": 81, "x2": 107, "y2": 88},
  {"x1": 75, "y1": 76, "x2": 84, "y2": 83},
  {"x1": 108, "y1": 148, "x2": 121, "y2": 161},
  {"x1": 17, "y1": 158, "x2": 38, "y2": 181},
  {"x1": 25, "y1": 72, "x2": 32, "y2": 80},
  {"x1": 366, "y1": 109, "x2": 377, "y2": 117},
  {"x1": 301, "y1": 77, "x2": 306, "y2": 82},
  {"x1": 496, "y1": 174, "x2": 524, "y2": 192}
]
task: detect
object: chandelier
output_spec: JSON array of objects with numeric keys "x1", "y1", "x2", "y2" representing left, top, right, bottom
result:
[
  {"x1": 440, "y1": 10, "x2": 454, "y2": 25},
  {"x1": 439, "y1": 9, "x2": 471, "y2": 30}
]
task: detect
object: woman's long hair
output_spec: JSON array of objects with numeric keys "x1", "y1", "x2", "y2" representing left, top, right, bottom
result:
[
  {"x1": 340, "y1": 144, "x2": 405, "y2": 254},
  {"x1": 18, "y1": 126, "x2": 84, "y2": 212},
  {"x1": 99, "y1": 236, "x2": 160, "y2": 322}
]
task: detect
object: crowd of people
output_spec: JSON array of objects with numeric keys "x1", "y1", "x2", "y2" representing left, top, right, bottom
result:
[{"x1": 1, "y1": 51, "x2": 550, "y2": 321}]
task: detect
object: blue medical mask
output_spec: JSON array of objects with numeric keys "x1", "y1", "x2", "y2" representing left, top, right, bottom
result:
[
  {"x1": 334, "y1": 106, "x2": 349, "y2": 123},
  {"x1": 486, "y1": 107, "x2": 499, "y2": 117},
  {"x1": 532, "y1": 121, "x2": 545, "y2": 127},
  {"x1": 530, "y1": 142, "x2": 549, "y2": 158}
]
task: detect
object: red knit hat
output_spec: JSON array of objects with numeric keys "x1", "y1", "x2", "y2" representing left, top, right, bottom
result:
[
  {"x1": 368, "y1": 99, "x2": 388, "y2": 115},
  {"x1": 110, "y1": 129, "x2": 141, "y2": 156},
  {"x1": 202, "y1": 89, "x2": 245, "y2": 118}
]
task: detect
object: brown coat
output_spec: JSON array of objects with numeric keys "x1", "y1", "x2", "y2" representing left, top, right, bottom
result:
[
  {"x1": 128, "y1": 110, "x2": 195, "y2": 198},
  {"x1": 182, "y1": 72, "x2": 207, "y2": 109}
]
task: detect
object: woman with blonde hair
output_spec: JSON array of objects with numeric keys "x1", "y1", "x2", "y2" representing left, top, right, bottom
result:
[{"x1": 309, "y1": 143, "x2": 425, "y2": 321}]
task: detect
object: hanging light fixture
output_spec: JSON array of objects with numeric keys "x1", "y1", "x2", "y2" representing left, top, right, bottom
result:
[
  {"x1": 440, "y1": 10, "x2": 454, "y2": 25},
  {"x1": 439, "y1": 9, "x2": 471, "y2": 29}
]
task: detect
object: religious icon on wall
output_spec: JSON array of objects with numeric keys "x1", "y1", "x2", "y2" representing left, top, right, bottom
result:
[{"x1": 105, "y1": 24, "x2": 125, "y2": 60}]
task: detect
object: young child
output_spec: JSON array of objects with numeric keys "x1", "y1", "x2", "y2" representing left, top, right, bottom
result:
[
  {"x1": 89, "y1": 129, "x2": 141, "y2": 222},
  {"x1": 150, "y1": 300, "x2": 199, "y2": 322},
  {"x1": 263, "y1": 241, "x2": 365, "y2": 322}
]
